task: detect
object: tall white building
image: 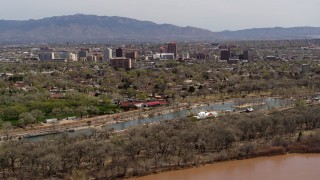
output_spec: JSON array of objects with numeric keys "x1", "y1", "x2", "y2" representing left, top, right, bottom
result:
[{"x1": 104, "y1": 48, "x2": 113, "y2": 61}]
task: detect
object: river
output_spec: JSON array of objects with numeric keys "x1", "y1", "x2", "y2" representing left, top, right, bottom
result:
[
  {"x1": 108, "y1": 97, "x2": 291, "y2": 130},
  {"x1": 133, "y1": 154, "x2": 320, "y2": 180},
  {"x1": 26, "y1": 97, "x2": 292, "y2": 141}
]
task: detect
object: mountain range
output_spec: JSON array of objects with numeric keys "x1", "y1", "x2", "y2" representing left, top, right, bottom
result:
[{"x1": 0, "y1": 14, "x2": 319, "y2": 43}]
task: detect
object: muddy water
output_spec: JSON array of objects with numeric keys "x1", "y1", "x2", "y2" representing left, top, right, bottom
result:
[{"x1": 133, "y1": 154, "x2": 320, "y2": 180}]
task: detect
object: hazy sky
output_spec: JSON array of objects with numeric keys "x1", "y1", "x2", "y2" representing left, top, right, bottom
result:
[{"x1": 1, "y1": 0, "x2": 319, "y2": 31}]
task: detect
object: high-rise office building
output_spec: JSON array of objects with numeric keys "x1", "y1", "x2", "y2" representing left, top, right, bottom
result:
[
  {"x1": 159, "y1": 47, "x2": 167, "y2": 53},
  {"x1": 78, "y1": 50, "x2": 88, "y2": 58},
  {"x1": 116, "y1": 48, "x2": 125, "y2": 57},
  {"x1": 243, "y1": 50, "x2": 249, "y2": 60},
  {"x1": 116, "y1": 47, "x2": 138, "y2": 59},
  {"x1": 167, "y1": 42, "x2": 177, "y2": 59},
  {"x1": 220, "y1": 49, "x2": 230, "y2": 60},
  {"x1": 125, "y1": 52, "x2": 138, "y2": 59},
  {"x1": 104, "y1": 48, "x2": 113, "y2": 60}
]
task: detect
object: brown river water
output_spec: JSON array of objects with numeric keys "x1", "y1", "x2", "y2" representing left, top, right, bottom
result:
[{"x1": 133, "y1": 154, "x2": 320, "y2": 180}]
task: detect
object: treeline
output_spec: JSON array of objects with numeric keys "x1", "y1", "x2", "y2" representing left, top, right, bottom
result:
[
  {"x1": 0, "y1": 76, "x2": 119, "y2": 125},
  {"x1": 0, "y1": 104, "x2": 320, "y2": 179},
  {"x1": 0, "y1": 93, "x2": 118, "y2": 126},
  {"x1": 1, "y1": 60, "x2": 320, "y2": 126},
  {"x1": 0, "y1": 62, "x2": 120, "y2": 126}
]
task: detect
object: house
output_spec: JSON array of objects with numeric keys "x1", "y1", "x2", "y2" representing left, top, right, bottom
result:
[
  {"x1": 46, "y1": 118, "x2": 58, "y2": 124},
  {"x1": 67, "y1": 116, "x2": 78, "y2": 120},
  {"x1": 120, "y1": 100, "x2": 168, "y2": 109}
]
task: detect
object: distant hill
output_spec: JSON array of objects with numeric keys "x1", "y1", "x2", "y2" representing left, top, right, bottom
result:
[
  {"x1": 216, "y1": 27, "x2": 320, "y2": 40},
  {"x1": 0, "y1": 14, "x2": 320, "y2": 43},
  {"x1": 0, "y1": 14, "x2": 217, "y2": 43}
]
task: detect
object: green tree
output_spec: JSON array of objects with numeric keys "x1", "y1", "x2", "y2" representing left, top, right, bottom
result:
[
  {"x1": 18, "y1": 112, "x2": 36, "y2": 126},
  {"x1": 87, "y1": 105, "x2": 100, "y2": 117},
  {"x1": 100, "y1": 94, "x2": 112, "y2": 106},
  {"x1": 136, "y1": 92, "x2": 148, "y2": 101},
  {"x1": 76, "y1": 106, "x2": 87, "y2": 119},
  {"x1": 3, "y1": 106, "x2": 27, "y2": 120},
  {"x1": 31, "y1": 109, "x2": 45, "y2": 122}
]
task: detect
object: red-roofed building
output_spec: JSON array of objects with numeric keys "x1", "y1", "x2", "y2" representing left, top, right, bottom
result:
[
  {"x1": 145, "y1": 100, "x2": 167, "y2": 107},
  {"x1": 120, "y1": 100, "x2": 167, "y2": 109}
]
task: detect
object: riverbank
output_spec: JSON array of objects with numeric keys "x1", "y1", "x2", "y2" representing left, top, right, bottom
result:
[
  {"x1": 232, "y1": 102, "x2": 265, "y2": 108},
  {"x1": 129, "y1": 131, "x2": 320, "y2": 179},
  {"x1": 97, "y1": 103, "x2": 320, "y2": 179},
  {"x1": 132, "y1": 154, "x2": 320, "y2": 180}
]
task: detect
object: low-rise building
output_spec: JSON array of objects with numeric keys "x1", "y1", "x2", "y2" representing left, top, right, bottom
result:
[
  {"x1": 153, "y1": 53, "x2": 175, "y2": 60},
  {"x1": 39, "y1": 52, "x2": 55, "y2": 61},
  {"x1": 110, "y1": 58, "x2": 132, "y2": 70}
]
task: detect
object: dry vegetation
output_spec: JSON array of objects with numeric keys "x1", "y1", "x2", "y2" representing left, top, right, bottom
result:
[{"x1": 0, "y1": 104, "x2": 320, "y2": 179}]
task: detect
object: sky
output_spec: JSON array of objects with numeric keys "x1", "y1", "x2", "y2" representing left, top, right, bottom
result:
[{"x1": 1, "y1": 0, "x2": 319, "y2": 31}]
